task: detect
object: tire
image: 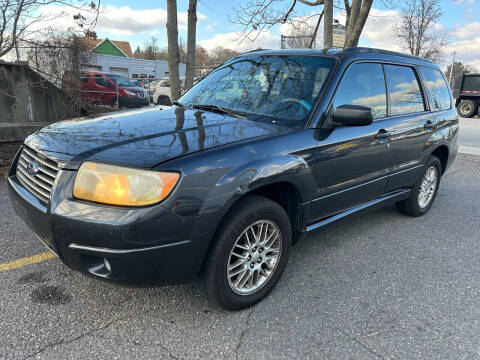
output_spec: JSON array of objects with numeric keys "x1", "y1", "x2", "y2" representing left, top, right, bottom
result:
[
  {"x1": 203, "y1": 195, "x2": 292, "y2": 310},
  {"x1": 457, "y1": 100, "x2": 477, "y2": 118},
  {"x1": 156, "y1": 95, "x2": 172, "y2": 106},
  {"x1": 111, "y1": 97, "x2": 122, "y2": 109},
  {"x1": 396, "y1": 156, "x2": 442, "y2": 217}
]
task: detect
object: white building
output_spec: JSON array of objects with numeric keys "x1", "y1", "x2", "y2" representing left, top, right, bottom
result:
[
  {"x1": 83, "y1": 53, "x2": 186, "y2": 80},
  {"x1": 81, "y1": 38, "x2": 186, "y2": 80}
]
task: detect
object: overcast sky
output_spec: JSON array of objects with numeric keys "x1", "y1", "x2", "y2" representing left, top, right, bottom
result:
[{"x1": 40, "y1": 0, "x2": 480, "y2": 68}]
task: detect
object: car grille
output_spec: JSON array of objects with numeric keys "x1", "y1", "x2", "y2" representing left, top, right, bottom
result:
[{"x1": 16, "y1": 147, "x2": 60, "y2": 204}]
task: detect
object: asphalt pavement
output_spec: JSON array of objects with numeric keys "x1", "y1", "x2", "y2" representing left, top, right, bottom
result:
[
  {"x1": 459, "y1": 116, "x2": 480, "y2": 155},
  {"x1": 1, "y1": 115, "x2": 480, "y2": 359},
  {"x1": 1, "y1": 152, "x2": 480, "y2": 359}
]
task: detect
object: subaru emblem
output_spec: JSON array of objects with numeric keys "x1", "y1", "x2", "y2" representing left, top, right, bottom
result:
[{"x1": 27, "y1": 161, "x2": 39, "y2": 176}]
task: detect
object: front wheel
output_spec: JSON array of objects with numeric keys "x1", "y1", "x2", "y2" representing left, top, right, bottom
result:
[
  {"x1": 203, "y1": 195, "x2": 291, "y2": 310},
  {"x1": 111, "y1": 97, "x2": 122, "y2": 109},
  {"x1": 396, "y1": 156, "x2": 442, "y2": 217}
]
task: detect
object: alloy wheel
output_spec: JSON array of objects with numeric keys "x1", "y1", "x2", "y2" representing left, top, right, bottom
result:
[
  {"x1": 227, "y1": 220, "x2": 282, "y2": 295},
  {"x1": 418, "y1": 166, "x2": 438, "y2": 208}
]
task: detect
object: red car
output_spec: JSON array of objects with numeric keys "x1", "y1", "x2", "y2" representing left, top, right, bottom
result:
[{"x1": 78, "y1": 72, "x2": 149, "y2": 108}]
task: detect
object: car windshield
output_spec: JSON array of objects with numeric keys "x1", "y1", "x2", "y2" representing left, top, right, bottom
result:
[
  {"x1": 109, "y1": 74, "x2": 135, "y2": 87},
  {"x1": 179, "y1": 55, "x2": 335, "y2": 127}
]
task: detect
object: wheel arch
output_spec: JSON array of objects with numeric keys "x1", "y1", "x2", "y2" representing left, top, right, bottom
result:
[
  {"x1": 431, "y1": 145, "x2": 449, "y2": 175},
  {"x1": 198, "y1": 181, "x2": 304, "y2": 277}
]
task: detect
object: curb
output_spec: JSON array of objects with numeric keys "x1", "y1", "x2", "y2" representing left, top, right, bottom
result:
[{"x1": 459, "y1": 146, "x2": 480, "y2": 156}]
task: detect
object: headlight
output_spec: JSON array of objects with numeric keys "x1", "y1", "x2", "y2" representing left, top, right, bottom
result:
[
  {"x1": 73, "y1": 162, "x2": 179, "y2": 206},
  {"x1": 124, "y1": 90, "x2": 136, "y2": 96}
]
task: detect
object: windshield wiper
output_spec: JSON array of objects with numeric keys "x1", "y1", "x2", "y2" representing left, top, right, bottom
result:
[
  {"x1": 172, "y1": 101, "x2": 186, "y2": 108},
  {"x1": 190, "y1": 104, "x2": 248, "y2": 120}
]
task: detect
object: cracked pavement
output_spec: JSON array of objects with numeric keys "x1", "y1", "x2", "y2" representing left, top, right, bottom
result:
[{"x1": 1, "y1": 153, "x2": 480, "y2": 359}]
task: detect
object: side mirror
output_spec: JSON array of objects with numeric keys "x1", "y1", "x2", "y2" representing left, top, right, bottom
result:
[{"x1": 333, "y1": 105, "x2": 373, "y2": 126}]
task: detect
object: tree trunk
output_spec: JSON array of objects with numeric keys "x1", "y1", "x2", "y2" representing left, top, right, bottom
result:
[
  {"x1": 185, "y1": 0, "x2": 197, "y2": 91},
  {"x1": 166, "y1": 0, "x2": 181, "y2": 101},
  {"x1": 308, "y1": 10, "x2": 323, "y2": 48},
  {"x1": 323, "y1": 0, "x2": 333, "y2": 48},
  {"x1": 343, "y1": 0, "x2": 373, "y2": 48}
]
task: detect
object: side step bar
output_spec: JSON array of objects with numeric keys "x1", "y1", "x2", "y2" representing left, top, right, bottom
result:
[{"x1": 305, "y1": 189, "x2": 411, "y2": 233}]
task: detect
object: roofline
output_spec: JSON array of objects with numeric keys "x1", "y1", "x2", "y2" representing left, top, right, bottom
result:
[
  {"x1": 234, "y1": 47, "x2": 435, "y2": 65},
  {"x1": 91, "y1": 38, "x2": 129, "y2": 58}
]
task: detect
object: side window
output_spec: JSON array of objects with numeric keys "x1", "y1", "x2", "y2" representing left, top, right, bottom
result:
[
  {"x1": 420, "y1": 67, "x2": 451, "y2": 110},
  {"x1": 384, "y1": 65, "x2": 425, "y2": 116},
  {"x1": 333, "y1": 63, "x2": 387, "y2": 119},
  {"x1": 94, "y1": 75, "x2": 108, "y2": 87},
  {"x1": 78, "y1": 74, "x2": 89, "y2": 83}
]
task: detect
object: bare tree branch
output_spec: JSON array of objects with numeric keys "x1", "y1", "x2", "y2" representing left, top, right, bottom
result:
[
  {"x1": 393, "y1": 0, "x2": 449, "y2": 63},
  {"x1": 0, "y1": 0, "x2": 100, "y2": 58},
  {"x1": 232, "y1": 0, "x2": 375, "y2": 49}
]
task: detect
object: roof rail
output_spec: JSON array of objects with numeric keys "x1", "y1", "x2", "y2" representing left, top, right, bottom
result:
[
  {"x1": 342, "y1": 47, "x2": 434, "y2": 63},
  {"x1": 241, "y1": 48, "x2": 271, "y2": 54}
]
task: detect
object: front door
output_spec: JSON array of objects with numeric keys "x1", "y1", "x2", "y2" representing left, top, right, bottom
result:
[{"x1": 309, "y1": 62, "x2": 395, "y2": 222}]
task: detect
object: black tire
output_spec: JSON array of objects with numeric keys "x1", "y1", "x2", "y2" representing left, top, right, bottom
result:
[
  {"x1": 111, "y1": 97, "x2": 122, "y2": 109},
  {"x1": 396, "y1": 156, "x2": 442, "y2": 217},
  {"x1": 457, "y1": 100, "x2": 477, "y2": 118},
  {"x1": 156, "y1": 95, "x2": 172, "y2": 106},
  {"x1": 203, "y1": 195, "x2": 292, "y2": 310}
]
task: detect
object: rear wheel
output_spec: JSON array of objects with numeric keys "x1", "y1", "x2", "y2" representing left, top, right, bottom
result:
[
  {"x1": 203, "y1": 195, "x2": 291, "y2": 310},
  {"x1": 396, "y1": 156, "x2": 442, "y2": 217},
  {"x1": 457, "y1": 100, "x2": 477, "y2": 118}
]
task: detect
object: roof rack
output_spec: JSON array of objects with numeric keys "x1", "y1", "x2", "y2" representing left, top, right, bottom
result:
[
  {"x1": 342, "y1": 47, "x2": 434, "y2": 63},
  {"x1": 241, "y1": 48, "x2": 271, "y2": 54}
]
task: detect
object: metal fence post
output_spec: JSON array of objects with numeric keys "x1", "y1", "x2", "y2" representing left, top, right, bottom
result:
[
  {"x1": 147, "y1": 81, "x2": 150, "y2": 104},
  {"x1": 116, "y1": 81, "x2": 119, "y2": 109}
]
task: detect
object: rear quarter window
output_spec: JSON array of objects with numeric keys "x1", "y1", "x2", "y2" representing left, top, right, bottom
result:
[{"x1": 420, "y1": 67, "x2": 451, "y2": 110}]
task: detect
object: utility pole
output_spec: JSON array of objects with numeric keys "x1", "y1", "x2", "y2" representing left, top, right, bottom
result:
[{"x1": 448, "y1": 51, "x2": 456, "y2": 86}]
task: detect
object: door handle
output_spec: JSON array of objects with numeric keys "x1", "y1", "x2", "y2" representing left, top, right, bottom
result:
[
  {"x1": 424, "y1": 121, "x2": 435, "y2": 130},
  {"x1": 375, "y1": 129, "x2": 392, "y2": 140}
]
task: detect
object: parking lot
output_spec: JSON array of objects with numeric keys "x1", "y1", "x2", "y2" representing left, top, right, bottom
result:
[{"x1": 1, "y1": 117, "x2": 479, "y2": 359}]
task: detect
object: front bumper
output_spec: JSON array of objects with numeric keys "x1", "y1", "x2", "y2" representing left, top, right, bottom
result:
[
  {"x1": 121, "y1": 95, "x2": 149, "y2": 108},
  {"x1": 7, "y1": 156, "x2": 224, "y2": 284}
]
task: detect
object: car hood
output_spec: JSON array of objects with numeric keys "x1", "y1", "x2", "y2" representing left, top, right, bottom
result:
[
  {"x1": 122, "y1": 85, "x2": 145, "y2": 93},
  {"x1": 24, "y1": 106, "x2": 289, "y2": 169}
]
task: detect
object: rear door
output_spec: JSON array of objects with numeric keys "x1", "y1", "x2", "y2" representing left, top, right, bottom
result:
[
  {"x1": 419, "y1": 66, "x2": 456, "y2": 135},
  {"x1": 93, "y1": 74, "x2": 114, "y2": 105},
  {"x1": 309, "y1": 62, "x2": 396, "y2": 221},
  {"x1": 384, "y1": 64, "x2": 432, "y2": 191}
]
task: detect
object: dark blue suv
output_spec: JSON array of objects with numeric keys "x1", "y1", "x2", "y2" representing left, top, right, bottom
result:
[{"x1": 8, "y1": 48, "x2": 458, "y2": 310}]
